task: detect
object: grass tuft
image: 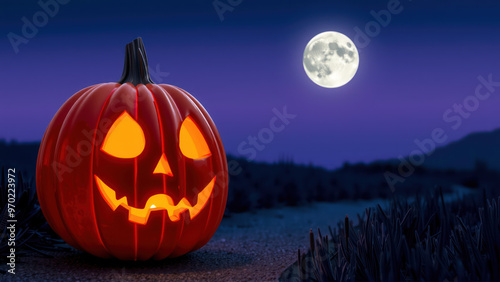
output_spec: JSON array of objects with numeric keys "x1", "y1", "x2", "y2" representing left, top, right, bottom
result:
[{"x1": 280, "y1": 188, "x2": 500, "y2": 281}]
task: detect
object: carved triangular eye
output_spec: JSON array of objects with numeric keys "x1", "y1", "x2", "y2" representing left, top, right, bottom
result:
[
  {"x1": 101, "y1": 111, "x2": 145, "y2": 158},
  {"x1": 179, "y1": 116, "x2": 211, "y2": 159}
]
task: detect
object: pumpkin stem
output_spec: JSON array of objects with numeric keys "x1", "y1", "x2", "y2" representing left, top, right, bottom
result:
[{"x1": 118, "y1": 37, "x2": 155, "y2": 86}]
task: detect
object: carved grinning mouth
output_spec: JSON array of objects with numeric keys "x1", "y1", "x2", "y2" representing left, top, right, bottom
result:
[{"x1": 94, "y1": 175, "x2": 216, "y2": 225}]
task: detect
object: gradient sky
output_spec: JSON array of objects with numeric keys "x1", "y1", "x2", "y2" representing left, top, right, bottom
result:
[{"x1": 1, "y1": 0, "x2": 500, "y2": 169}]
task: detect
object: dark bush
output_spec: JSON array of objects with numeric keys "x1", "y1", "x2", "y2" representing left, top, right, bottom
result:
[
  {"x1": 282, "y1": 182, "x2": 301, "y2": 207},
  {"x1": 0, "y1": 168, "x2": 72, "y2": 273}
]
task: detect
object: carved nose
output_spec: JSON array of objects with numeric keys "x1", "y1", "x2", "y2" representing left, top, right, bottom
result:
[{"x1": 153, "y1": 153, "x2": 173, "y2": 176}]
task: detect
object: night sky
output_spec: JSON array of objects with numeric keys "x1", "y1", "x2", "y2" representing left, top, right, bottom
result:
[{"x1": 1, "y1": 0, "x2": 499, "y2": 169}]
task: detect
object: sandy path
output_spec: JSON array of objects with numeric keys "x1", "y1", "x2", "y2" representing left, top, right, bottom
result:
[{"x1": 5, "y1": 199, "x2": 383, "y2": 282}]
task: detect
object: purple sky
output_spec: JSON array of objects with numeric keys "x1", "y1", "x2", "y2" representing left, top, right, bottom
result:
[{"x1": 1, "y1": 0, "x2": 500, "y2": 169}]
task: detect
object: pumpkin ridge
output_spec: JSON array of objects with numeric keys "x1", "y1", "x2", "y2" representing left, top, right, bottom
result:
[
  {"x1": 169, "y1": 85, "x2": 227, "y2": 248},
  {"x1": 148, "y1": 84, "x2": 186, "y2": 259},
  {"x1": 133, "y1": 86, "x2": 139, "y2": 261},
  {"x1": 87, "y1": 84, "x2": 117, "y2": 257},
  {"x1": 36, "y1": 84, "x2": 97, "y2": 252},
  {"x1": 148, "y1": 86, "x2": 167, "y2": 258},
  {"x1": 52, "y1": 83, "x2": 113, "y2": 257}
]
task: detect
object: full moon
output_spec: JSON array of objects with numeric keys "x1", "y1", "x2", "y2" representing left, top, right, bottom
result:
[{"x1": 303, "y1": 31, "x2": 359, "y2": 88}]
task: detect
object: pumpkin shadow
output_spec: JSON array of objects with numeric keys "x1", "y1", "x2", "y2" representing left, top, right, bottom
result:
[{"x1": 58, "y1": 249, "x2": 253, "y2": 275}]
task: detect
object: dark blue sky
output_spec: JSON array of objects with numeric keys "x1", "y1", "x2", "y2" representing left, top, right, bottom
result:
[{"x1": 1, "y1": 0, "x2": 500, "y2": 169}]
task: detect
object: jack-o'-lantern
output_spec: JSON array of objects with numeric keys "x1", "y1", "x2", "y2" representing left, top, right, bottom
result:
[{"x1": 36, "y1": 38, "x2": 228, "y2": 260}]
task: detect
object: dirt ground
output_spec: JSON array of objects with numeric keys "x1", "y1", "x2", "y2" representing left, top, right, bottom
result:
[{"x1": 3, "y1": 199, "x2": 383, "y2": 282}]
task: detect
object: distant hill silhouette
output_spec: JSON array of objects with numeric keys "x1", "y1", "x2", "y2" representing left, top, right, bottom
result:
[{"x1": 422, "y1": 129, "x2": 500, "y2": 171}]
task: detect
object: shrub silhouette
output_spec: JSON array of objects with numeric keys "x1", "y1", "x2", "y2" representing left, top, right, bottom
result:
[{"x1": 0, "y1": 168, "x2": 72, "y2": 273}]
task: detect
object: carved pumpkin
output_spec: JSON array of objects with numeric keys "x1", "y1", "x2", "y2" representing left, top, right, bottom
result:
[{"x1": 36, "y1": 38, "x2": 228, "y2": 260}]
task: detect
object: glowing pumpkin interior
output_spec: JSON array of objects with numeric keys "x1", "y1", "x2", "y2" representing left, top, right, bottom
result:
[
  {"x1": 101, "y1": 111, "x2": 146, "y2": 158},
  {"x1": 96, "y1": 111, "x2": 214, "y2": 225}
]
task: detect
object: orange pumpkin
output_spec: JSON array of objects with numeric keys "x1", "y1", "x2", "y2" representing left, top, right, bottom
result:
[{"x1": 36, "y1": 38, "x2": 228, "y2": 260}]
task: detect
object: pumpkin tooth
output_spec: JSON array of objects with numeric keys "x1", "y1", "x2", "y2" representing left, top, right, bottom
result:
[
  {"x1": 95, "y1": 175, "x2": 128, "y2": 211},
  {"x1": 187, "y1": 177, "x2": 215, "y2": 219},
  {"x1": 95, "y1": 175, "x2": 216, "y2": 224},
  {"x1": 114, "y1": 191, "x2": 128, "y2": 203}
]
